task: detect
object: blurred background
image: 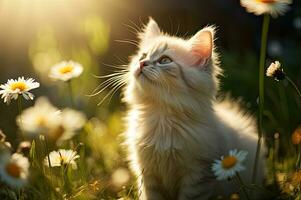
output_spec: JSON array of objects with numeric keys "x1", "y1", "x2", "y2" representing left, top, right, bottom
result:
[{"x1": 0, "y1": 0, "x2": 300, "y2": 198}]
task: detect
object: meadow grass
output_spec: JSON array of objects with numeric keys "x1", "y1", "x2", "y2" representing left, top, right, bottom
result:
[{"x1": 0, "y1": 1, "x2": 300, "y2": 200}]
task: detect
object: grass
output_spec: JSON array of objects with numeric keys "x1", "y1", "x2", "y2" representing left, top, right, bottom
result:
[{"x1": 0, "y1": 2, "x2": 300, "y2": 200}]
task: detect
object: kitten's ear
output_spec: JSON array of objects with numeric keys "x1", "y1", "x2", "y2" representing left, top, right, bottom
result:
[
  {"x1": 189, "y1": 26, "x2": 214, "y2": 67},
  {"x1": 139, "y1": 18, "x2": 160, "y2": 41}
]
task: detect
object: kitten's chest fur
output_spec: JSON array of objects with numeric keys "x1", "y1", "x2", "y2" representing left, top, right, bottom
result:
[
  {"x1": 127, "y1": 106, "x2": 221, "y2": 190},
  {"x1": 135, "y1": 108, "x2": 202, "y2": 155}
]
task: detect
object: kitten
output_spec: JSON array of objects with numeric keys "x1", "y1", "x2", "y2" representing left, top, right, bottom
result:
[{"x1": 123, "y1": 18, "x2": 265, "y2": 200}]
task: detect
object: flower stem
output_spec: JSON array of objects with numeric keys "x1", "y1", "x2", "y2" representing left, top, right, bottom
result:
[
  {"x1": 286, "y1": 76, "x2": 301, "y2": 99},
  {"x1": 68, "y1": 80, "x2": 75, "y2": 107},
  {"x1": 18, "y1": 189, "x2": 21, "y2": 200},
  {"x1": 17, "y1": 95, "x2": 22, "y2": 115},
  {"x1": 17, "y1": 96, "x2": 24, "y2": 139},
  {"x1": 61, "y1": 165, "x2": 65, "y2": 188},
  {"x1": 61, "y1": 165, "x2": 71, "y2": 192},
  {"x1": 44, "y1": 138, "x2": 53, "y2": 186},
  {"x1": 252, "y1": 13, "x2": 270, "y2": 184},
  {"x1": 236, "y1": 172, "x2": 251, "y2": 200}
]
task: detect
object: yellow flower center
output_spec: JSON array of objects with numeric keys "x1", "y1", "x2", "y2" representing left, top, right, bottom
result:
[
  {"x1": 59, "y1": 65, "x2": 73, "y2": 74},
  {"x1": 222, "y1": 156, "x2": 237, "y2": 169},
  {"x1": 36, "y1": 116, "x2": 46, "y2": 127},
  {"x1": 256, "y1": 0, "x2": 276, "y2": 3},
  {"x1": 6, "y1": 163, "x2": 21, "y2": 178},
  {"x1": 10, "y1": 82, "x2": 27, "y2": 91},
  {"x1": 60, "y1": 155, "x2": 69, "y2": 165}
]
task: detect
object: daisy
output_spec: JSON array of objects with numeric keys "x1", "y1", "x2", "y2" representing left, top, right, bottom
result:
[
  {"x1": 0, "y1": 77, "x2": 40, "y2": 104},
  {"x1": 0, "y1": 152, "x2": 30, "y2": 188},
  {"x1": 16, "y1": 97, "x2": 61, "y2": 137},
  {"x1": 240, "y1": 0, "x2": 292, "y2": 18},
  {"x1": 266, "y1": 61, "x2": 285, "y2": 81},
  {"x1": 49, "y1": 60, "x2": 83, "y2": 81},
  {"x1": 212, "y1": 149, "x2": 248, "y2": 180},
  {"x1": 44, "y1": 149, "x2": 80, "y2": 169},
  {"x1": 47, "y1": 108, "x2": 86, "y2": 143},
  {"x1": 59, "y1": 108, "x2": 86, "y2": 140}
]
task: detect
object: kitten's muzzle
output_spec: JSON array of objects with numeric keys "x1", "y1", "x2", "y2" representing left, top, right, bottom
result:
[{"x1": 139, "y1": 60, "x2": 150, "y2": 70}]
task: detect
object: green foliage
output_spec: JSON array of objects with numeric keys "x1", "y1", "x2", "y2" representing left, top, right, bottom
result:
[{"x1": 0, "y1": 1, "x2": 300, "y2": 199}]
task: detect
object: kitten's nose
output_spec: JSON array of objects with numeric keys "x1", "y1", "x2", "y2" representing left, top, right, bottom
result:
[{"x1": 139, "y1": 61, "x2": 149, "y2": 70}]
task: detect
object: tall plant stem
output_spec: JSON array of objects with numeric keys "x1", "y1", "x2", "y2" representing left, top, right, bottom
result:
[
  {"x1": 236, "y1": 172, "x2": 251, "y2": 200},
  {"x1": 68, "y1": 80, "x2": 75, "y2": 107},
  {"x1": 17, "y1": 96, "x2": 24, "y2": 139},
  {"x1": 18, "y1": 189, "x2": 22, "y2": 200},
  {"x1": 286, "y1": 76, "x2": 301, "y2": 99},
  {"x1": 44, "y1": 138, "x2": 53, "y2": 187},
  {"x1": 17, "y1": 96, "x2": 22, "y2": 115},
  {"x1": 252, "y1": 14, "x2": 270, "y2": 184}
]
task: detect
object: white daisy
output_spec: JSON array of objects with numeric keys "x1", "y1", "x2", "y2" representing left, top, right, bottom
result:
[
  {"x1": 0, "y1": 77, "x2": 40, "y2": 104},
  {"x1": 44, "y1": 149, "x2": 80, "y2": 169},
  {"x1": 49, "y1": 60, "x2": 83, "y2": 81},
  {"x1": 240, "y1": 0, "x2": 292, "y2": 18},
  {"x1": 212, "y1": 149, "x2": 248, "y2": 180},
  {"x1": 16, "y1": 97, "x2": 61, "y2": 137},
  {"x1": 46, "y1": 108, "x2": 86, "y2": 143},
  {"x1": 0, "y1": 152, "x2": 30, "y2": 188},
  {"x1": 59, "y1": 108, "x2": 86, "y2": 140},
  {"x1": 266, "y1": 61, "x2": 285, "y2": 81}
]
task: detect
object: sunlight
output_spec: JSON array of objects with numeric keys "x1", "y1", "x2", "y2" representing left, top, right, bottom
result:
[{"x1": 0, "y1": 0, "x2": 298, "y2": 199}]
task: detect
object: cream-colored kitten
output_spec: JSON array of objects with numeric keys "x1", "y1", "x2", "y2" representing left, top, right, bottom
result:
[{"x1": 123, "y1": 18, "x2": 265, "y2": 200}]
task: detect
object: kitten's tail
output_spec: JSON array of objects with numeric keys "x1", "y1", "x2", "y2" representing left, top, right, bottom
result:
[
  {"x1": 215, "y1": 95, "x2": 258, "y2": 138},
  {"x1": 215, "y1": 95, "x2": 266, "y2": 185}
]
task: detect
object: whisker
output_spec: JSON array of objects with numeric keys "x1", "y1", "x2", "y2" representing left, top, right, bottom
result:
[
  {"x1": 107, "y1": 81, "x2": 126, "y2": 103},
  {"x1": 97, "y1": 80, "x2": 126, "y2": 106},
  {"x1": 139, "y1": 17, "x2": 144, "y2": 30},
  {"x1": 114, "y1": 55, "x2": 129, "y2": 65},
  {"x1": 101, "y1": 62, "x2": 128, "y2": 70},
  {"x1": 90, "y1": 78, "x2": 122, "y2": 97},
  {"x1": 182, "y1": 31, "x2": 190, "y2": 38},
  {"x1": 92, "y1": 75, "x2": 124, "y2": 91},
  {"x1": 128, "y1": 19, "x2": 142, "y2": 32},
  {"x1": 115, "y1": 39, "x2": 139, "y2": 48},
  {"x1": 145, "y1": 69, "x2": 160, "y2": 80},
  {"x1": 122, "y1": 38, "x2": 139, "y2": 46},
  {"x1": 175, "y1": 21, "x2": 180, "y2": 36},
  {"x1": 97, "y1": 89, "x2": 115, "y2": 106},
  {"x1": 122, "y1": 23, "x2": 140, "y2": 35},
  {"x1": 93, "y1": 72, "x2": 126, "y2": 79},
  {"x1": 88, "y1": 78, "x2": 113, "y2": 95},
  {"x1": 164, "y1": 68, "x2": 178, "y2": 77},
  {"x1": 88, "y1": 75, "x2": 126, "y2": 97}
]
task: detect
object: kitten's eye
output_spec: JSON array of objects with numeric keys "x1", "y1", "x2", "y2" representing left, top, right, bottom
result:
[
  {"x1": 140, "y1": 53, "x2": 147, "y2": 61},
  {"x1": 158, "y1": 56, "x2": 172, "y2": 65}
]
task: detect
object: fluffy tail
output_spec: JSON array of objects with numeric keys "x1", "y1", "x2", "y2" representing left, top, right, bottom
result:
[{"x1": 215, "y1": 96, "x2": 258, "y2": 139}]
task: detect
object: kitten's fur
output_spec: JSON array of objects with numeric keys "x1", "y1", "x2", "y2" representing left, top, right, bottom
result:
[{"x1": 123, "y1": 18, "x2": 265, "y2": 200}]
